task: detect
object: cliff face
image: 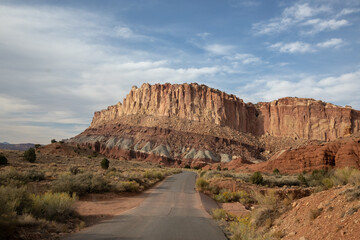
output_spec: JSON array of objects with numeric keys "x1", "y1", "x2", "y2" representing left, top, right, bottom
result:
[
  {"x1": 258, "y1": 98, "x2": 360, "y2": 141},
  {"x1": 91, "y1": 83, "x2": 261, "y2": 135},
  {"x1": 91, "y1": 83, "x2": 360, "y2": 141}
]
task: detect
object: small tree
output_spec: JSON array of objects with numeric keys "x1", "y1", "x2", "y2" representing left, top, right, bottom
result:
[
  {"x1": 24, "y1": 148, "x2": 36, "y2": 163},
  {"x1": 101, "y1": 158, "x2": 109, "y2": 170},
  {"x1": 250, "y1": 171, "x2": 263, "y2": 185},
  {"x1": 0, "y1": 154, "x2": 8, "y2": 165},
  {"x1": 217, "y1": 165, "x2": 222, "y2": 171},
  {"x1": 51, "y1": 139, "x2": 57, "y2": 144}
]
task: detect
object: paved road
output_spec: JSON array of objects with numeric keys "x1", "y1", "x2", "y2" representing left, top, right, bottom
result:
[{"x1": 65, "y1": 171, "x2": 227, "y2": 240}]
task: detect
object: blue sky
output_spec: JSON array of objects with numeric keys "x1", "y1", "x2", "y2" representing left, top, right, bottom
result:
[{"x1": 0, "y1": 0, "x2": 359, "y2": 144}]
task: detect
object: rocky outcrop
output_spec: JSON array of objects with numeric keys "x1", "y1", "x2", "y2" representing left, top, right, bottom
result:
[
  {"x1": 69, "y1": 83, "x2": 360, "y2": 171},
  {"x1": 91, "y1": 83, "x2": 360, "y2": 141},
  {"x1": 242, "y1": 137, "x2": 360, "y2": 173},
  {"x1": 258, "y1": 98, "x2": 360, "y2": 141}
]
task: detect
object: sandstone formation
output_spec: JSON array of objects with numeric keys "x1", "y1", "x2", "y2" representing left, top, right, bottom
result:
[
  {"x1": 91, "y1": 83, "x2": 360, "y2": 141},
  {"x1": 242, "y1": 137, "x2": 360, "y2": 174},
  {"x1": 69, "y1": 83, "x2": 360, "y2": 172}
]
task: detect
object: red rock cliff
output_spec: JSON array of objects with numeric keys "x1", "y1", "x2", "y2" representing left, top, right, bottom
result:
[
  {"x1": 90, "y1": 83, "x2": 360, "y2": 141},
  {"x1": 91, "y1": 83, "x2": 260, "y2": 134}
]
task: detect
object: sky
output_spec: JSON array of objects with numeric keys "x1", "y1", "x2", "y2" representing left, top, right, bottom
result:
[{"x1": 0, "y1": 0, "x2": 359, "y2": 144}]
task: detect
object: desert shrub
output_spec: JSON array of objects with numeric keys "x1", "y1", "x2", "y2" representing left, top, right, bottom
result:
[
  {"x1": 200, "y1": 171, "x2": 206, "y2": 177},
  {"x1": 297, "y1": 173, "x2": 308, "y2": 186},
  {"x1": 211, "y1": 208, "x2": 228, "y2": 220},
  {"x1": 0, "y1": 154, "x2": 8, "y2": 165},
  {"x1": 25, "y1": 169, "x2": 45, "y2": 181},
  {"x1": 195, "y1": 177, "x2": 209, "y2": 191},
  {"x1": 0, "y1": 185, "x2": 30, "y2": 216},
  {"x1": 217, "y1": 165, "x2": 222, "y2": 171},
  {"x1": 51, "y1": 139, "x2": 57, "y2": 143},
  {"x1": 229, "y1": 217, "x2": 273, "y2": 240},
  {"x1": 333, "y1": 167, "x2": 359, "y2": 185},
  {"x1": 29, "y1": 192, "x2": 76, "y2": 222},
  {"x1": 251, "y1": 190, "x2": 282, "y2": 228},
  {"x1": 273, "y1": 168, "x2": 280, "y2": 175},
  {"x1": 69, "y1": 166, "x2": 81, "y2": 175},
  {"x1": 213, "y1": 190, "x2": 251, "y2": 203},
  {"x1": 116, "y1": 181, "x2": 140, "y2": 192},
  {"x1": 321, "y1": 177, "x2": 334, "y2": 189},
  {"x1": 184, "y1": 164, "x2": 191, "y2": 169},
  {"x1": 250, "y1": 171, "x2": 263, "y2": 185},
  {"x1": 101, "y1": 158, "x2": 109, "y2": 170},
  {"x1": 343, "y1": 186, "x2": 360, "y2": 202},
  {"x1": 143, "y1": 170, "x2": 165, "y2": 180},
  {"x1": 24, "y1": 148, "x2": 36, "y2": 163},
  {"x1": 34, "y1": 144, "x2": 41, "y2": 149},
  {"x1": 52, "y1": 172, "x2": 109, "y2": 196},
  {"x1": 0, "y1": 168, "x2": 45, "y2": 186}
]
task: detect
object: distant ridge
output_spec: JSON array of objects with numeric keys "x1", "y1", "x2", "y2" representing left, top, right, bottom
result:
[{"x1": 0, "y1": 142, "x2": 35, "y2": 151}]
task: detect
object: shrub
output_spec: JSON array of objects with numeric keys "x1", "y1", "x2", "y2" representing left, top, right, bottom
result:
[
  {"x1": 250, "y1": 171, "x2": 263, "y2": 185},
  {"x1": 143, "y1": 170, "x2": 165, "y2": 180},
  {"x1": 51, "y1": 139, "x2": 57, "y2": 143},
  {"x1": 69, "y1": 166, "x2": 81, "y2": 175},
  {"x1": 195, "y1": 177, "x2": 209, "y2": 191},
  {"x1": 116, "y1": 181, "x2": 140, "y2": 192},
  {"x1": 211, "y1": 208, "x2": 228, "y2": 220},
  {"x1": 34, "y1": 144, "x2": 41, "y2": 149},
  {"x1": 52, "y1": 172, "x2": 109, "y2": 196},
  {"x1": 297, "y1": 173, "x2": 307, "y2": 186},
  {"x1": 0, "y1": 185, "x2": 30, "y2": 216},
  {"x1": 321, "y1": 177, "x2": 334, "y2": 189},
  {"x1": 24, "y1": 148, "x2": 36, "y2": 163},
  {"x1": 273, "y1": 168, "x2": 280, "y2": 175},
  {"x1": 217, "y1": 165, "x2": 222, "y2": 171},
  {"x1": 0, "y1": 154, "x2": 8, "y2": 165},
  {"x1": 29, "y1": 192, "x2": 76, "y2": 222},
  {"x1": 25, "y1": 169, "x2": 45, "y2": 181},
  {"x1": 101, "y1": 158, "x2": 109, "y2": 170},
  {"x1": 184, "y1": 164, "x2": 191, "y2": 169}
]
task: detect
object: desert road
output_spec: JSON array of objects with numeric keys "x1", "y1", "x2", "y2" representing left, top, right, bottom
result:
[{"x1": 64, "y1": 171, "x2": 227, "y2": 240}]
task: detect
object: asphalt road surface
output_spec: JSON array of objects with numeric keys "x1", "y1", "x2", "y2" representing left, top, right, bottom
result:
[{"x1": 64, "y1": 171, "x2": 227, "y2": 240}]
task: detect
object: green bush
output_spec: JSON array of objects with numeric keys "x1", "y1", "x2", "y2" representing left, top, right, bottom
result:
[
  {"x1": 29, "y1": 192, "x2": 76, "y2": 222},
  {"x1": 51, "y1": 139, "x2": 57, "y2": 143},
  {"x1": 24, "y1": 148, "x2": 36, "y2": 163},
  {"x1": 101, "y1": 158, "x2": 109, "y2": 170},
  {"x1": 52, "y1": 172, "x2": 109, "y2": 196},
  {"x1": 0, "y1": 154, "x2": 8, "y2": 165},
  {"x1": 217, "y1": 165, "x2": 222, "y2": 171},
  {"x1": 195, "y1": 177, "x2": 209, "y2": 191},
  {"x1": 0, "y1": 168, "x2": 45, "y2": 186},
  {"x1": 297, "y1": 173, "x2": 308, "y2": 186},
  {"x1": 184, "y1": 164, "x2": 191, "y2": 169},
  {"x1": 250, "y1": 171, "x2": 263, "y2": 185}
]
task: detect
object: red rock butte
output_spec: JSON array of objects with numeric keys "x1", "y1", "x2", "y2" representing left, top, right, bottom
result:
[
  {"x1": 70, "y1": 83, "x2": 360, "y2": 172},
  {"x1": 91, "y1": 83, "x2": 360, "y2": 141}
]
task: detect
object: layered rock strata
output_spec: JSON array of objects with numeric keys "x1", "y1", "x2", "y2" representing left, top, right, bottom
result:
[
  {"x1": 69, "y1": 83, "x2": 360, "y2": 171},
  {"x1": 91, "y1": 83, "x2": 360, "y2": 141}
]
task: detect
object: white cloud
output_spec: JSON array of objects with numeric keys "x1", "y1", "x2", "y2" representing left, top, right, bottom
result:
[
  {"x1": 336, "y1": 8, "x2": 360, "y2": 18},
  {"x1": 253, "y1": 3, "x2": 330, "y2": 34},
  {"x1": 236, "y1": 71, "x2": 360, "y2": 110},
  {"x1": 0, "y1": 3, "x2": 228, "y2": 143},
  {"x1": 253, "y1": 2, "x2": 354, "y2": 35},
  {"x1": 225, "y1": 53, "x2": 263, "y2": 64},
  {"x1": 317, "y1": 38, "x2": 343, "y2": 48},
  {"x1": 270, "y1": 41, "x2": 313, "y2": 53},
  {"x1": 196, "y1": 32, "x2": 211, "y2": 39},
  {"x1": 203, "y1": 44, "x2": 235, "y2": 55},
  {"x1": 302, "y1": 18, "x2": 349, "y2": 34},
  {"x1": 283, "y1": 3, "x2": 330, "y2": 20}
]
